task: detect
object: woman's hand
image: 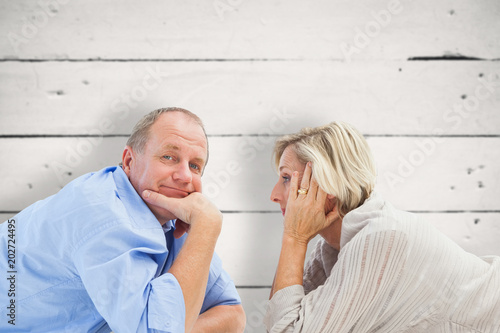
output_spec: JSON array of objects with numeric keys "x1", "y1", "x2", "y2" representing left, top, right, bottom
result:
[{"x1": 283, "y1": 162, "x2": 340, "y2": 245}]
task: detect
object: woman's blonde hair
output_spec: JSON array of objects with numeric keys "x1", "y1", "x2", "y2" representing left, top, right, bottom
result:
[{"x1": 273, "y1": 121, "x2": 376, "y2": 217}]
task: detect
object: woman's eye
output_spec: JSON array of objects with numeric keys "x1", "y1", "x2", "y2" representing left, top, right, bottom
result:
[
  {"x1": 282, "y1": 176, "x2": 290, "y2": 183},
  {"x1": 163, "y1": 155, "x2": 173, "y2": 160},
  {"x1": 190, "y1": 163, "x2": 200, "y2": 170}
]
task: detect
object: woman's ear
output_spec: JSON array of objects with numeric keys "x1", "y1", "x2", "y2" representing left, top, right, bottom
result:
[{"x1": 325, "y1": 194, "x2": 337, "y2": 214}]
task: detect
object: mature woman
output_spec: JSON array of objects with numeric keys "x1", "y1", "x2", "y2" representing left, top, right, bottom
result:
[{"x1": 264, "y1": 121, "x2": 500, "y2": 332}]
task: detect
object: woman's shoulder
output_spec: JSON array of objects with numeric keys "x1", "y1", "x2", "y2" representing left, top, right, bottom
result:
[{"x1": 340, "y1": 191, "x2": 433, "y2": 248}]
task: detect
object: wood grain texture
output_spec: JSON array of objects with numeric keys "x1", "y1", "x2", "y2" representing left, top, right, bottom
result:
[
  {"x1": 1, "y1": 0, "x2": 499, "y2": 327},
  {"x1": 1, "y1": 136, "x2": 498, "y2": 212},
  {"x1": 1, "y1": 0, "x2": 499, "y2": 60},
  {"x1": 237, "y1": 287, "x2": 270, "y2": 333},
  {"x1": 3, "y1": 210, "x2": 497, "y2": 285},
  {"x1": 0, "y1": 61, "x2": 499, "y2": 136},
  {"x1": 216, "y1": 212, "x2": 500, "y2": 286},
  {"x1": 2, "y1": 210, "x2": 496, "y2": 333}
]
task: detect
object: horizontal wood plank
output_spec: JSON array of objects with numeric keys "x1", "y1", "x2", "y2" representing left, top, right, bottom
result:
[
  {"x1": 237, "y1": 287, "x2": 270, "y2": 333},
  {"x1": 0, "y1": 61, "x2": 499, "y2": 136},
  {"x1": 1, "y1": 137, "x2": 499, "y2": 213},
  {"x1": 1, "y1": 0, "x2": 499, "y2": 60},
  {"x1": 217, "y1": 212, "x2": 500, "y2": 286},
  {"x1": 2, "y1": 211, "x2": 498, "y2": 286},
  {"x1": 0, "y1": 214, "x2": 14, "y2": 222}
]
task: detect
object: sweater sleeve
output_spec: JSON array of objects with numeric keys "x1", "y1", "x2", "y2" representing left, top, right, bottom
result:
[{"x1": 265, "y1": 229, "x2": 409, "y2": 333}]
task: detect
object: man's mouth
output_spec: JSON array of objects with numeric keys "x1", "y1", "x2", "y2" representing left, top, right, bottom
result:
[
  {"x1": 281, "y1": 208, "x2": 286, "y2": 216},
  {"x1": 159, "y1": 186, "x2": 190, "y2": 198}
]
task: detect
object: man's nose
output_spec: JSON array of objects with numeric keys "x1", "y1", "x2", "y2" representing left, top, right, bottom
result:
[{"x1": 173, "y1": 162, "x2": 192, "y2": 183}]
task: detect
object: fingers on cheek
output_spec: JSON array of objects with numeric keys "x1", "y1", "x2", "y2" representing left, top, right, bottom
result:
[{"x1": 143, "y1": 190, "x2": 161, "y2": 204}]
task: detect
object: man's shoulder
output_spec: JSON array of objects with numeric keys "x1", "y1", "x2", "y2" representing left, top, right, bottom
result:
[{"x1": 23, "y1": 166, "x2": 129, "y2": 224}]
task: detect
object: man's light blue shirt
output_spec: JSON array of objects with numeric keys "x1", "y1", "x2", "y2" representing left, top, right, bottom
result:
[{"x1": 0, "y1": 166, "x2": 241, "y2": 332}]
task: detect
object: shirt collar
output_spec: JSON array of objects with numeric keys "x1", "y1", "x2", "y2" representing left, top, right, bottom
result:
[
  {"x1": 162, "y1": 219, "x2": 176, "y2": 232},
  {"x1": 111, "y1": 166, "x2": 164, "y2": 229},
  {"x1": 111, "y1": 166, "x2": 179, "y2": 232}
]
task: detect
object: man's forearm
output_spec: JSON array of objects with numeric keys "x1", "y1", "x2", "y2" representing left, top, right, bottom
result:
[
  {"x1": 168, "y1": 222, "x2": 221, "y2": 332},
  {"x1": 191, "y1": 304, "x2": 246, "y2": 333}
]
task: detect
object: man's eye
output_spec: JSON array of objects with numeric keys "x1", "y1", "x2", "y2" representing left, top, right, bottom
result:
[
  {"x1": 190, "y1": 163, "x2": 200, "y2": 170},
  {"x1": 163, "y1": 155, "x2": 173, "y2": 160}
]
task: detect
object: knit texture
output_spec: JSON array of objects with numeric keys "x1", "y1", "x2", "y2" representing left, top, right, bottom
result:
[{"x1": 265, "y1": 192, "x2": 500, "y2": 332}]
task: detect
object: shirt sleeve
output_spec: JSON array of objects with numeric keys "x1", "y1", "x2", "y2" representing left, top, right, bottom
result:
[
  {"x1": 200, "y1": 252, "x2": 241, "y2": 313},
  {"x1": 265, "y1": 229, "x2": 409, "y2": 333},
  {"x1": 72, "y1": 221, "x2": 185, "y2": 333}
]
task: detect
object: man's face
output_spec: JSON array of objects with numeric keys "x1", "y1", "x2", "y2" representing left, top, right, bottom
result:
[{"x1": 122, "y1": 112, "x2": 208, "y2": 224}]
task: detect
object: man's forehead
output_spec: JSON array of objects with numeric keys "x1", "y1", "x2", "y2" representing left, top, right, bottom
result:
[
  {"x1": 151, "y1": 113, "x2": 206, "y2": 142},
  {"x1": 152, "y1": 130, "x2": 208, "y2": 163},
  {"x1": 157, "y1": 113, "x2": 204, "y2": 135},
  {"x1": 158, "y1": 136, "x2": 207, "y2": 156}
]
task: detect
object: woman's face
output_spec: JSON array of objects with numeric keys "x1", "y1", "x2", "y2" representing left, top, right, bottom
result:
[
  {"x1": 270, "y1": 145, "x2": 342, "y2": 249},
  {"x1": 270, "y1": 146, "x2": 306, "y2": 216}
]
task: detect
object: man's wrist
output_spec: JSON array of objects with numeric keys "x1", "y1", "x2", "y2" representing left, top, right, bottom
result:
[{"x1": 188, "y1": 216, "x2": 222, "y2": 238}]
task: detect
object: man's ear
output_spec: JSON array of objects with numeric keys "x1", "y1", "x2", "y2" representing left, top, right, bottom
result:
[{"x1": 122, "y1": 146, "x2": 134, "y2": 177}]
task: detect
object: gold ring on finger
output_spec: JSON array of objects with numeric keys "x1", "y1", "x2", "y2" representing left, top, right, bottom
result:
[{"x1": 297, "y1": 188, "x2": 308, "y2": 195}]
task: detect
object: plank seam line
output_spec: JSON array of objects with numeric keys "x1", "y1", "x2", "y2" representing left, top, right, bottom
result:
[
  {"x1": 2, "y1": 58, "x2": 339, "y2": 62},
  {"x1": 408, "y1": 56, "x2": 500, "y2": 61},
  {"x1": 4, "y1": 210, "x2": 500, "y2": 215},
  {"x1": 1, "y1": 134, "x2": 500, "y2": 139},
  {"x1": 0, "y1": 58, "x2": 499, "y2": 63},
  {"x1": 225, "y1": 210, "x2": 500, "y2": 214}
]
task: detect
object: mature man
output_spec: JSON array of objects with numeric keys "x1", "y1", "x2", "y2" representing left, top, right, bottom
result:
[{"x1": 0, "y1": 108, "x2": 246, "y2": 332}]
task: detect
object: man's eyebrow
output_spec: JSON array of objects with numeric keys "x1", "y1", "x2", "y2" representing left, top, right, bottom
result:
[
  {"x1": 162, "y1": 144, "x2": 180, "y2": 151},
  {"x1": 193, "y1": 157, "x2": 206, "y2": 166}
]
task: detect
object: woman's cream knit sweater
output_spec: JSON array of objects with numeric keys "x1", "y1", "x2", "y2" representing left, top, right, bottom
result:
[{"x1": 265, "y1": 192, "x2": 500, "y2": 332}]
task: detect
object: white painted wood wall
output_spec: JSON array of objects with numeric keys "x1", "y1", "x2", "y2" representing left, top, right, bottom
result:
[{"x1": 1, "y1": 1, "x2": 499, "y2": 331}]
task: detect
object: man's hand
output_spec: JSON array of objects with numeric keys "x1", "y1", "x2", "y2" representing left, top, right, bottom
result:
[
  {"x1": 142, "y1": 189, "x2": 225, "y2": 332},
  {"x1": 142, "y1": 190, "x2": 222, "y2": 238}
]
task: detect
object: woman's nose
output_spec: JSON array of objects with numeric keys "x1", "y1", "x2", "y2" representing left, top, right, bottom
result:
[{"x1": 270, "y1": 183, "x2": 281, "y2": 203}]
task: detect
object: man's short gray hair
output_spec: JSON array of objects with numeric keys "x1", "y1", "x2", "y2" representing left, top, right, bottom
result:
[{"x1": 126, "y1": 107, "x2": 209, "y2": 163}]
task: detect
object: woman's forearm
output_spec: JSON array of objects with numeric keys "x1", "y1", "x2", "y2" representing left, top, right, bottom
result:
[{"x1": 270, "y1": 235, "x2": 309, "y2": 298}]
